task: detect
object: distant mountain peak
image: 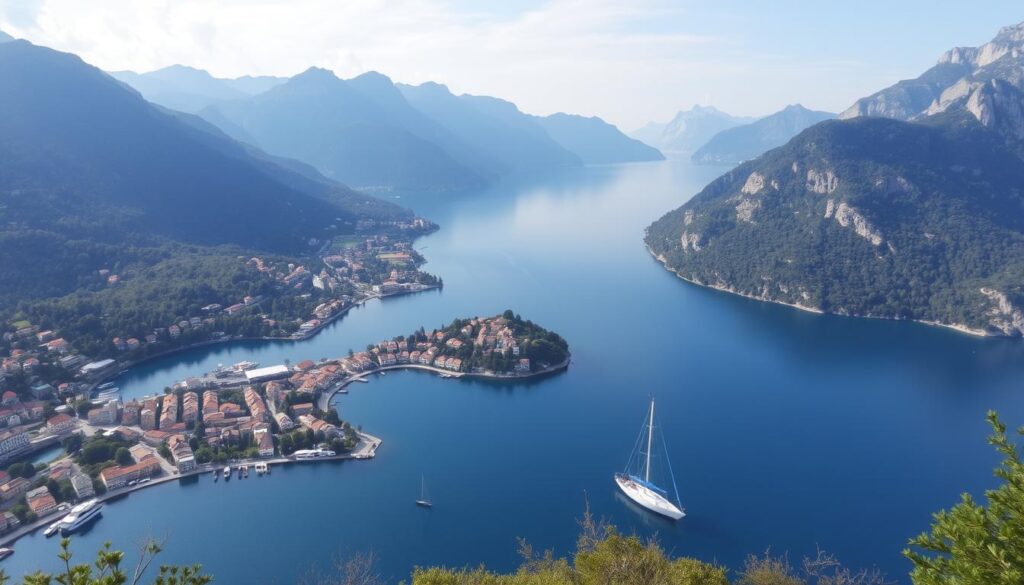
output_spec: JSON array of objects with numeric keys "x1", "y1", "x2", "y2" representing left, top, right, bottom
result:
[
  {"x1": 844, "y1": 20, "x2": 1024, "y2": 121},
  {"x1": 0, "y1": 30, "x2": 13, "y2": 43},
  {"x1": 293, "y1": 66, "x2": 338, "y2": 82},
  {"x1": 352, "y1": 70, "x2": 392, "y2": 83},
  {"x1": 691, "y1": 103, "x2": 835, "y2": 164}
]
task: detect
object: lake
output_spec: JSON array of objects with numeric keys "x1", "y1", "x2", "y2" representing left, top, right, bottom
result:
[{"x1": 7, "y1": 160, "x2": 1024, "y2": 583}]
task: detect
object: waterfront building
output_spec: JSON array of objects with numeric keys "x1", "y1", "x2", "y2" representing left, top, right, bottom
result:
[
  {"x1": 45, "y1": 413, "x2": 76, "y2": 434},
  {"x1": 0, "y1": 427, "x2": 29, "y2": 459},
  {"x1": 26, "y1": 486, "x2": 57, "y2": 516},
  {"x1": 70, "y1": 473, "x2": 94, "y2": 499},
  {"x1": 87, "y1": 401, "x2": 118, "y2": 426},
  {"x1": 168, "y1": 435, "x2": 196, "y2": 472},
  {"x1": 99, "y1": 455, "x2": 160, "y2": 490}
]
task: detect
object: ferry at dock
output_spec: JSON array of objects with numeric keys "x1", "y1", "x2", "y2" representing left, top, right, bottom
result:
[{"x1": 59, "y1": 499, "x2": 103, "y2": 535}]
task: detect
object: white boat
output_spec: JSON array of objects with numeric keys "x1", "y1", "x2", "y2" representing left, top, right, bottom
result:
[
  {"x1": 223, "y1": 466, "x2": 231, "y2": 480},
  {"x1": 614, "y1": 400, "x2": 685, "y2": 520},
  {"x1": 59, "y1": 499, "x2": 103, "y2": 534},
  {"x1": 231, "y1": 361, "x2": 259, "y2": 372},
  {"x1": 93, "y1": 388, "x2": 120, "y2": 404},
  {"x1": 0, "y1": 547, "x2": 12, "y2": 560},
  {"x1": 294, "y1": 448, "x2": 335, "y2": 459},
  {"x1": 415, "y1": 474, "x2": 433, "y2": 508},
  {"x1": 44, "y1": 521, "x2": 61, "y2": 537}
]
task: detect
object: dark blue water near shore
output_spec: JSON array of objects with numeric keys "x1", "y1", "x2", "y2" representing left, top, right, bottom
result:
[{"x1": 8, "y1": 160, "x2": 1024, "y2": 583}]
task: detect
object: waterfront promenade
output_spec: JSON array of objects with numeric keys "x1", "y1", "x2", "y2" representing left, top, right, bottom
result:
[
  {"x1": 316, "y1": 358, "x2": 571, "y2": 411},
  {"x1": 0, "y1": 431, "x2": 382, "y2": 547}
]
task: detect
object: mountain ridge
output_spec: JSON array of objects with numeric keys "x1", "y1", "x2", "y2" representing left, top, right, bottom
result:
[
  {"x1": 692, "y1": 104, "x2": 835, "y2": 165},
  {"x1": 631, "y1": 106, "x2": 755, "y2": 155},
  {"x1": 0, "y1": 39, "x2": 407, "y2": 302},
  {"x1": 646, "y1": 22, "x2": 1024, "y2": 337}
]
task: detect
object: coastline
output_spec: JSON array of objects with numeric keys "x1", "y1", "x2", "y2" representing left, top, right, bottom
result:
[
  {"x1": 644, "y1": 245, "x2": 993, "y2": 339},
  {"x1": 92, "y1": 284, "x2": 443, "y2": 391},
  {"x1": 0, "y1": 431, "x2": 383, "y2": 548},
  {"x1": 318, "y1": 357, "x2": 571, "y2": 410}
]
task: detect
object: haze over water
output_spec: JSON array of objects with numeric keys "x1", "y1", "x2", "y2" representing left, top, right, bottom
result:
[{"x1": 8, "y1": 160, "x2": 1024, "y2": 583}]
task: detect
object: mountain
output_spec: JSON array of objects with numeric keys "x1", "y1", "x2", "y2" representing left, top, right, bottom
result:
[
  {"x1": 841, "y1": 22, "x2": 1024, "y2": 120},
  {"x1": 109, "y1": 65, "x2": 286, "y2": 113},
  {"x1": 631, "y1": 106, "x2": 754, "y2": 155},
  {"x1": 200, "y1": 68, "x2": 488, "y2": 193},
  {"x1": 691, "y1": 104, "x2": 834, "y2": 164},
  {"x1": 532, "y1": 113, "x2": 664, "y2": 164},
  {"x1": 0, "y1": 40, "x2": 407, "y2": 302},
  {"x1": 397, "y1": 82, "x2": 581, "y2": 174},
  {"x1": 0, "y1": 30, "x2": 13, "y2": 43},
  {"x1": 647, "y1": 22, "x2": 1024, "y2": 337}
]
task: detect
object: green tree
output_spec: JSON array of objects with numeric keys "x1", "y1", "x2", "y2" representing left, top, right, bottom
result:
[
  {"x1": 905, "y1": 411, "x2": 1024, "y2": 585},
  {"x1": 62, "y1": 433, "x2": 84, "y2": 454},
  {"x1": 115, "y1": 448, "x2": 133, "y2": 466},
  {"x1": 6, "y1": 462, "x2": 35, "y2": 479},
  {"x1": 2, "y1": 538, "x2": 211, "y2": 585}
]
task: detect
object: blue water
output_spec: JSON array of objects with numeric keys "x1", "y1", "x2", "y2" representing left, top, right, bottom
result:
[{"x1": 7, "y1": 160, "x2": 1024, "y2": 583}]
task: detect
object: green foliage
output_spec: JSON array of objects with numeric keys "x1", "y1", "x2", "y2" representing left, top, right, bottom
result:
[
  {"x1": 0, "y1": 538, "x2": 210, "y2": 585},
  {"x1": 646, "y1": 115, "x2": 1024, "y2": 333},
  {"x1": 75, "y1": 436, "x2": 134, "y2": 478},
  {"x1": 905, "y1": 411, "x2": 1024, "y2": 585},
  {"x1": 114, "y1": 448, "x2": 133, "y2": 466},
  {"x1": 5, "y1": 461, "x2": 35, "y2": 479},
  {"x1": 62, "y1": 434, "x2": 84, "y2": 454}
]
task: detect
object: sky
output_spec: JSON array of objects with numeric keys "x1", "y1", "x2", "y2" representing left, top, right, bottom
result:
[{"x1": 0, "y1": 0, "x2": 1022, "y2": 130}]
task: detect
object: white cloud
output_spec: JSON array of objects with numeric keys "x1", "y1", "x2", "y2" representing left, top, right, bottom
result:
[{"x1": 0, "y1": 0, "x2": 894, "y2": 128}]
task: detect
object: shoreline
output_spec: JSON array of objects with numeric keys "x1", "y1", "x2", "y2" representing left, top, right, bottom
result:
[
  {"x1": 645, "y1": 245, "x2": 994, "y2": 339},
  {"x1": 92, "y1": 285, "x2": 443, "y2": 391},
  {"x1": 319, "y1": 357, "x2": 571, "y2": 410},
  {"x1": 0, "y1": 431, "x2": 382, "y2": 548}
]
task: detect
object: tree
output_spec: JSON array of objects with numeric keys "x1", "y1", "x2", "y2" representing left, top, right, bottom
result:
[
  {"x1": 0, "y1": 538, "x2": 211, "y2": 585},
  {"x1": 905, "y1": 411, "x2": 1024, "y2": 585},
  {"x1": 62, "y1": 433, "x2": 84, "y2": 454},
  {"x1": 115, "y1": 448, "x2": 133, "y2": 466},
  {"x1": 6, "y1": 462, "x2": 35, "y2": 479}
]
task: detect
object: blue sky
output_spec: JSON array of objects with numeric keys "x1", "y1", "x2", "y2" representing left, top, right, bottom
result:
[{"x1": 0, "y1": 0, "x2": 1020, "y2": 128}]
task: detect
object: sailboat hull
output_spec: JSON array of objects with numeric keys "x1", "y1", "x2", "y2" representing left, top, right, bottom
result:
[{"x1": 615, "y1": 473, "x2": 684, "y2": 520}]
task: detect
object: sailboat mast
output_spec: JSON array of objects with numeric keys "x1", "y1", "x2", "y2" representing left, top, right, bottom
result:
[{"x1": 645, "y1": 400, "x2": 654, "y2": 483}]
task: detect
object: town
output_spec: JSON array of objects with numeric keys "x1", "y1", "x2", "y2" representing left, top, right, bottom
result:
[{"x1": 0, "y1": 311, "x2": 568, "y2": 546}]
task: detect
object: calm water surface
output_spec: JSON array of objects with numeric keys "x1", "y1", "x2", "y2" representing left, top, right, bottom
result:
[{"x1": 8, "y1": 160, "x2": 1024, "y2": 583}]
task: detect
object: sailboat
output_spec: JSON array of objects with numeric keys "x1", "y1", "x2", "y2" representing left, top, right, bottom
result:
[
  {"x1": 415, "y1": 475, "x2": 433, "y2": 508},
  {"x1": 614, "y1": 399, "x2": 685, "y2": 520}
]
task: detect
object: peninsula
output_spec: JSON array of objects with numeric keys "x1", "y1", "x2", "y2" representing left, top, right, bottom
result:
[{"x1": 0, "y1": 312, "x2": 568, "y2": 547}]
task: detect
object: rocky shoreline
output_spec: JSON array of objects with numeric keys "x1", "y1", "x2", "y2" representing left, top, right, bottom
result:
[{"x1": 646, "y1": 246, "x2": 993, "y2": 338}]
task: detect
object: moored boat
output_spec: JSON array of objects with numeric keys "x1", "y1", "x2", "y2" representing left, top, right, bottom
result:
[
  {"x1": 0, "y1": 547, "x2": 12, "y2": 560},
  {"x1": 44, "y1": 521, "x2": 61, "y2": 537},
  {"x1": 59, "y1": 499, "x2": 103, "y2": 534}
]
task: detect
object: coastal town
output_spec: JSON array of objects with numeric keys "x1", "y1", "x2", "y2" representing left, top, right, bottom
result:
[{"x1": 0, "y1": 311, "x2": 568, "y2": 549}]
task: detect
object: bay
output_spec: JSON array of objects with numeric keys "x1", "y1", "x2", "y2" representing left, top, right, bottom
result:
[{"x1": 7, "y1": 160, "x2": 1024, "y2": 583}]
